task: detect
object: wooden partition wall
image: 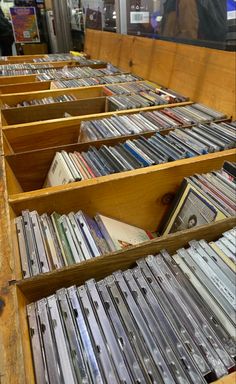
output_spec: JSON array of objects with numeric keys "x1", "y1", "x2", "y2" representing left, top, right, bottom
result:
[{"x1": 84, "y1": 29, "x2": 236, "y2": 119}]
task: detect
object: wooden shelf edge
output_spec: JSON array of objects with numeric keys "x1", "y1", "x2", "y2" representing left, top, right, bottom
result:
[
  {"x1": 8, "y1": 148, "x2": 236, "y2": 204},
  {"x1": 213, "y1": 372, "x2": 236, "y2": 384},
  {"x1": 16, "y1": 217, "x2": 236, "y2": 302}
]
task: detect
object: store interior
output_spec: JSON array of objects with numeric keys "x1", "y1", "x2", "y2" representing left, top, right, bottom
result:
[{"x1": 0, "y1": 1, "x2": 235, "y2": 384}]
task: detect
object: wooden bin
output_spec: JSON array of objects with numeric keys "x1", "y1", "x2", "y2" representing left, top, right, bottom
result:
[
  {"x1": 1, "y1": 101, "x2": 192, "y2": 153},
  {"x1": 0, "y1": 74, "x2": 38, "y2": 86},
  {"x1": 1, "y1": 97, "x2": 108, "y2": 126},
  {"x1": 0, "y1": 86, "x2": 109, "y2": 109},
  {"x1": 5, "y1": 132, "x2": 236, "y2": 196},
  {"x1": 0, "y1": 60, "x2": 107, "y2": 87},
  {"x1": 1, "y1": 150, "x2": 236, "y2": 383},
  {"x1": 0, "y1": 80, "x2": 52, "y2": 95},
  {"x1": 0, "y1": 79, "x2": 158, "y2": 108}
]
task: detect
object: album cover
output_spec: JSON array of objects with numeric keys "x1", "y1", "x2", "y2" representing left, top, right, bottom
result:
[
  {"x1": 162, "y1": 180, "x2": 227, "y2": 235},
  {"x1": 95, "y1": 214, "x2": 153, "y2": 252}
]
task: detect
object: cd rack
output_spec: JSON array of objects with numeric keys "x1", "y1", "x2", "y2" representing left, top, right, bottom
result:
[{"x1": 0, "y1": 32, "x2": 235, "y2": 384}]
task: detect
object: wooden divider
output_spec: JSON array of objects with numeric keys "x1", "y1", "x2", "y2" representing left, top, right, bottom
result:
[
  {"x1": 0, "y1": 81, "x2": 52, "y2": 95},
  {"x1": 85, "y1": 29, "x2": 236, "y2": 118}
]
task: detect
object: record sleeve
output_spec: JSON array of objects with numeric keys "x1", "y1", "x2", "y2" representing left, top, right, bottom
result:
[
  {"x1": 95, "y1": 214, "x2": 153, "y2": 252},
  {"x1": 161, "y1": 179, "x2": 227, "y2": 235}
]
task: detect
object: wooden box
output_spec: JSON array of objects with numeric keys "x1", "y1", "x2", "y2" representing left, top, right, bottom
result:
[
  {"x1": 0, "y1": 86, "x2": 112, "y2": 109},
  {"x1": 1, "y1": 97, "x2": 108, "y2": 126},
  {"x1": 1, "y1": 101, "x2": 191, "y2": 153}
]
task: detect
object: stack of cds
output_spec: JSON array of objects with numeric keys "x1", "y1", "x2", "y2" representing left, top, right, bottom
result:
[
  {"x1": 15, "y1": 210, "x2": 153, "y2": 278},
  {"x1": 33, "y1": 54, "x2": 106, "y2": 67},
  {"x1": 107, "y1": 93, "x2": 169, "y2": 110},
  {"x1": 44, "y1": 123, "x2": 235, "y2": 187},
  {"x1": 105, "y1": 82, "x2": 188, "y2": 103},
  {"x1": 33, "y1": 54, "x2": 77, "y2": 62},
  {"x1": 52, "y1": 74, "x2": 142, "y2": 88},
  {"x1": 79, "y1": 110, "x2": 183, "y2": 142},
  {"x1": 27, "y1": 228, "x2": 235, "y2": 383},
  {"x1": 3, "y1": 94, "x2": 77, "y2": 109},
  {"x1": 0, "y1": 63, "x2": 54, "y2": 74},
  {"x1": 107, "y1": 91, "x2": 218, "y2": 111},
  {"x1": 33, "y1": 54, "x2": 80, "y2": 62},
  {"x1": 36, "y1": 66, "x2": 122, "y2": 82},
  {"x1": 104, "y1": 81, "x2": 159, "y2": 95},
  {"x1": 0, "y1": 67, "x2": 57, "y2": 76},
  {"x1": 79, "y1": 105, "x2": 229, "y2": 142}
]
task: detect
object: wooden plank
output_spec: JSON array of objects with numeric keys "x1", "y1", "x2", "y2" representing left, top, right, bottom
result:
[
  {"x1": 16, "y1": 217, "x2": 236, "y2": 301},
  {"x1": 0, "y1": 86, "x2": 105, "y2": 107},
  {"x1": 84, "y1": 28, "x2": 96, "y2": 55},
  {"x1": 5, "y1": 161, "x2": 23, "y2": 194},
  {"x1": 0, "y1": 75, "x2": 37, "y2": 86},
  {"x1": 148, "y1": 39, "x2": 178, "y2": 88},
  {"x1": 0, "y1": 81, "x2": 51, "y2": 95},
  {"x1": 1, "y1": 98, "x2": 107, "y2": 126},
  {"x1": 118, "y1": 34, "x2": 135, "y2": 72},
  {"x1": 99, "y1": 31, "x2": 123, "y2": 66},
  {"x1": 214, "y1": 373, "x2": 236, "y2": 384},
  {"x1": 130, "y1": 36, "x2": 154, "y2": 79},
  {"x1": 84, "y1": 29, "x2": 102, "y2": 59},
  {"x1": 2, "y1": 54, "x2": 46, "y2": 63},
  {"x1": 8, "y1": 149, "x2": 236, "y2": 229},
  {"x1": 168, "y1": 43, "x2": 236, "y2": 118},
  {"x1": 16, "y1": 288, "x2": 35, "y2": 384},
  {"x1": 0, "y1": 157, "x2": 26, "y2": 384}
]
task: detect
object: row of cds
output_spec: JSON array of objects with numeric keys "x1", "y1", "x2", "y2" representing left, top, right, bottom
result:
[
  {"x1": 36, "y1": 66, "x2": 122, "y2": 81},
  {"x1": 33, "y1": 53, "x2": 106, "y2": 67},
  {"x1": 33, "y1": 53, "x2": 80, "y2": 62},
  {"x1": 0, "y1": 67, "x2": 57, "y2": 76},
  {"x1": 104, "y1": 82, "x2": 188, "y2": 103},
  {"x1": 27, "y1": 228, "x2": 236, "y2": 384},
  {"x1": 52, "y1": 74, "x2": 142, "y2": 88},
  {"x1": 0, "y1": 64, "x2": 119, "y2": 79},
  {"x1": 79, "y1": 104, "x2": 227, "y2": 142},
  {"x1": 1, "y1": 87, "x2": 189, "y2": 110},
  {"x1": 104, "y1": 81, "x2": 160, "y2": 95},
  {"x1": 44, "y1": 119, "x2": 235, "y2": 188},
  {"x1": 107, "y1": 92, "x2": 176, "y2": 110},
  {"x1": 16, "y1": 163, "x2": 236, "y2": 278},
  {"x1": 0, "y1": 53, "x2": 89, "y2": 63},
  {"x1": 3, "y1": 94, "x2": 77, "y2": 109},
  {"x1": 0, "y1": 63, "x2": 54, "y2": 73},
  {"x1": 15, "y1": 210, "x2": 153, "y2": 278}
]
